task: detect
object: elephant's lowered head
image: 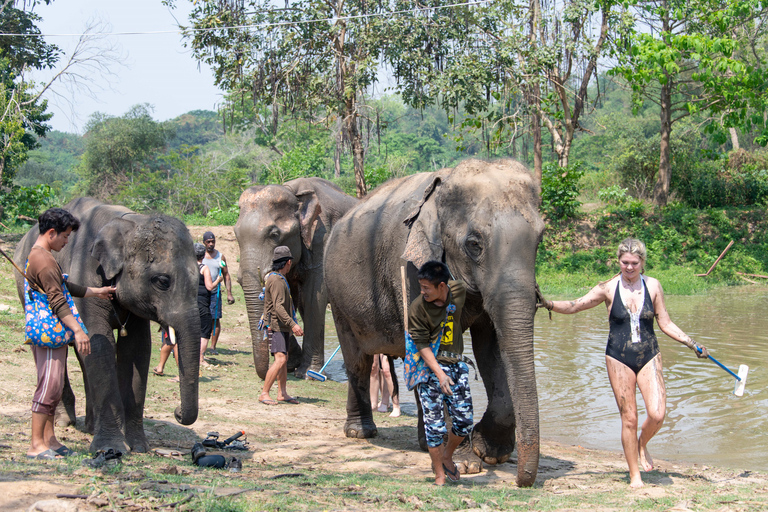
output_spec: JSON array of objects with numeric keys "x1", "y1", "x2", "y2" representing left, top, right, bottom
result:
[{"x1": 91, "y1": 214, "x2": 201, "y2": 425}]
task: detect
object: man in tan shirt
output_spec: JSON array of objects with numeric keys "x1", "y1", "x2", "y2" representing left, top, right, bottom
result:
[
  {"x1": 258, "y1": 246, "x2": 303, "y2": 405},
  {"x1": 25, "y1": 208, "x2": 114, "y2": 459}
]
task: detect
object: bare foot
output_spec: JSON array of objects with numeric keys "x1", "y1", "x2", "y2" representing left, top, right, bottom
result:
[
  {"x1": 629, "y1": 476, "x2": 644, "y2": 488},
  {"x1": 639, "y1": 445, "x2": 654, "y2": 472},
  {"x1": 389, "y1": 406, "x2": 401, "y2": 418},
  {"x1": 377, "y1": 403, "x2": 389, "y2": 413}
]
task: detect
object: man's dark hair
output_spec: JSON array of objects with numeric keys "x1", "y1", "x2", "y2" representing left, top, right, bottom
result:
[
  {"x1": 271, "y1": 259, "x2": 290, "y2": 271},
  {"x1": 417, "y1": 261, "x2": 450, "y2": 286},
  {"x1": 38, "y1": 208, "x2": 80, "y2": 235}
]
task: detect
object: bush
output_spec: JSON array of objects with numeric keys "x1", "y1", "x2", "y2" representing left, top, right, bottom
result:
[
  {"x1": 541, "y1": 161, "x2": 585, "y2": 220},
  {"x1": 598, "y1": 185, "x2": 629, "y2": 205},
  {"x1": 0, "y1": 184, "x2": 57, "y2": 225}
]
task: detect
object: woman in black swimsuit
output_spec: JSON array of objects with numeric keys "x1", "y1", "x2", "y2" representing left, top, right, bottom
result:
[{"x1": 538, "y1": 238, "x2": 709, "y2": 488}]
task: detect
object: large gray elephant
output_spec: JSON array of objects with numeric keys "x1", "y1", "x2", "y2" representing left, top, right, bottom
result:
[
  {"x1": 15, "y1": 198, "x2": 201, "y2": 454},
  {"x1": 324, "y1": 159, "x2": 545, "y2": 487},
  {"x1": 234, "y1": 177, "x2": 357, "y2": 378}
]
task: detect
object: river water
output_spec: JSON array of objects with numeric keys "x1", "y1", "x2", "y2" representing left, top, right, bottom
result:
[{"x1": 321, "y1": 285, "x2": 767, "y2": 472}]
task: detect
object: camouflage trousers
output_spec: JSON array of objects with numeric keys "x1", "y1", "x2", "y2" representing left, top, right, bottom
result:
[{"x1": 417, "y1": 361, "x2": 473, "y2": 448}]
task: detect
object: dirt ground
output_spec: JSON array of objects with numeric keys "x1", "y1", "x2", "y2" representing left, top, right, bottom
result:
[{"x1": 0, "y1": 226, "x2": 766, "y2": 511}]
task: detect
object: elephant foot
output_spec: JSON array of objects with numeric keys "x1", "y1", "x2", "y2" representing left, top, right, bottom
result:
[
  {"x1": 344, "y1": 419, "x2": 378, "y2": 439},
  {"x1": 293, "y1": 367, "x2": 308, "y2": 379},
  {"x1": 470, "y1": 427, "x2": 512, "y2": 465},
  {"x1": 90, "y1": 432, "x2": 130, "y2": 455},
  {"x1": 454, "y1": 442, "x2": 483, "y2": 475},
  {"x1": 54, "y1": 402, "x2": 76, "y2": 428},
  {"x1": 126, "y1": 431, "x2": 150, "y2": 453}
]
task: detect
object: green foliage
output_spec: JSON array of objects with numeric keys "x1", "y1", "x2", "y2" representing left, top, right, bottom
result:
[
  {"x1": 264, "y1": 142, "x2": 329, "y2": 184},
  {"x1": 541, "y1": 161, "x2": 585, "y2": 220},
  {"x1": 598, "y1": 185, "x2": 630, "y2": 205},
  {"x1": 0, "y1": 184, "x2": 56, "y2": 225},
  {"x1": 16, "y1": 131, "x2": 84, "y2": 196},
  {"x1": 78, "y1": 104, "x2": 172, "y2": 200}
]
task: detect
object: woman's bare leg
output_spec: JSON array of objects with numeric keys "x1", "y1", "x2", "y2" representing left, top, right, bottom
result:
[
  {"x1": 636, "y1": 353, "x2": 666, "y2": 472},
  {"x1": 370, "y1": 355, "x2": 381, "y2": 411},
  {"x1": 606, "y1": 355, "x2": 643, "y2": 488}
]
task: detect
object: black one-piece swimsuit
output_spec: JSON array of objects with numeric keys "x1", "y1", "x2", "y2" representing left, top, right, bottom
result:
[{"x1": 605, "y1": 278, "x2": 660, "y2": 374}]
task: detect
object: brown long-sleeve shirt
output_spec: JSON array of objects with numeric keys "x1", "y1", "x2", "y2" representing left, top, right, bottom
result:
[
  {"x1": 409, "y1": 280, "x2": 466, "y2": 363},
  {"x1": 26, "y1": 246, "x2": 87, "y2": 320},
  {"x1": 264, "y1": 271, "x2": 297, "y2": 332}
]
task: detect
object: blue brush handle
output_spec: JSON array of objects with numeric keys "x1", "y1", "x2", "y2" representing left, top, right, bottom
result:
[
  {"x1": 697, "y1": 346, "x2": 741, "y2": 381},
  {"x1": 318, "y1": 345, "x2": 341, "y2": 373}
]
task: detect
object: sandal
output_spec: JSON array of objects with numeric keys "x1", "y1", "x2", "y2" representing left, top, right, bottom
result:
[{"x1": 153, "y1": 368, "x2": 164, "y2": 377}]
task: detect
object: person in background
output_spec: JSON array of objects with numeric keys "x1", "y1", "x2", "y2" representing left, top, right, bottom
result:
[
  {"x1": 196, "y1": 243, "x2": 223, "y2": 369},
  {"x1": 152, "y1": 327, "x2": 179, "y2": 382},
  {"x1": 201, "y1": 231, "x2": 234, "y2": 355},
  {"x1": 538, "y1": 238, "x2": 709, "y2": 488},
  {"x1": 370, "y1": 354, "x2": 401, "y2": 417},
  {"x1": 258, "y1": 246, "x2": 303, "y2": 405},
  {"x1": 25, "y1": 208, "x2": 115, "y2": 459}
]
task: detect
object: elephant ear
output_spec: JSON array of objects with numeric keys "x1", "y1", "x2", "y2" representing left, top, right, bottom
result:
[
  {"x1": 295, "y1": 190, "x2": 322, "y2": 250},
  {"x1": 91, "y1": 218, "x2": 132, "y2": 280},
  {"x1": 402, "y1": 176, "x2": 443, "y2": 268}
]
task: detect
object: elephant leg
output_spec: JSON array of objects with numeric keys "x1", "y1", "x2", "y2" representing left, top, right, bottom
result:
[
  {"x1": 117, "y1": 319, "x2": 151, "y2": 453},
  {"x1": 83, "y1": 332, "x2": 130, "y2": 454},
  {"x1": 469, "y1": 320, "x2": 515, "y2": 465},
  {"x1": 55, "y1": 370, "x2": 77, "y2": 427},
  {"x1": 294, "y1": 277, "x2": 327, "y2": 378},
  {"x1": 334, "y1": 313, "x2": 377, "y2": 439},
  {"x1": 287, "y1": 335, "x2": 302, "y2": 374}
]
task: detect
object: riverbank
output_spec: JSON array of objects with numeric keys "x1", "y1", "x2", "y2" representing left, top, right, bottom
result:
[{"x1": 536, "y1": 205, "x2": 768, "y2": 296}]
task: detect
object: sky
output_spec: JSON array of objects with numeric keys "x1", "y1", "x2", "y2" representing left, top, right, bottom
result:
[{"x1": 32, "y1": 0, "x2": 223, "y2": 134}]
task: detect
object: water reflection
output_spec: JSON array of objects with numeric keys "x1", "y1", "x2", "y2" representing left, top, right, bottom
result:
[{"x1": 322, "y1": 285, "x2": 767, "y2": 471}]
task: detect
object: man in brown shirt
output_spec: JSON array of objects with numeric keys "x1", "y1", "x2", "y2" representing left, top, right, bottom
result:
[
  {"x1": 25, "y1": 208, "x2": 114, "y2": 460},
  {"x1": 258, "y1": 246, "x2": 303, "y2": 405}
]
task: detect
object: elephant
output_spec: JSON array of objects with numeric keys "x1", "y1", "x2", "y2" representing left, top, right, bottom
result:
[
  {"x1": 234, "y1": 177, "x2": 357, "y2": 379},
  {"x1": 15, "y1": 198, "x2": 201, "y2": 454},
  {"x1": 323, "y1": 158, "x2": 545, "y2": 487}
]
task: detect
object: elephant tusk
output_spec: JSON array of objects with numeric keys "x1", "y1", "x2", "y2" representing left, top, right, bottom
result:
[{"x1": 168, "y1": 326, "x2": 177, "y2": 345}]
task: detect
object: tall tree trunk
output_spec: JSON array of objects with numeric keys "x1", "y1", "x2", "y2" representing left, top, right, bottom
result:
[
  {"x1": 531, "y1": 87, "x2": 543, "y2": 188},
  {"x1": 346, "y1": 99, "x2": 367, "y2": 198},
  {"x1": 334, "y1": 118, "x2": 342, "y2": 178},
  {"x1": 653, "y1": 79, "x2": 673, "y2": 206},
  {"x1": 729, "y1": 127, "x2": 740, "y2": 151}
]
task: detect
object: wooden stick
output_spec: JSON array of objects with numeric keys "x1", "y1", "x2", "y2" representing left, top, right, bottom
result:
[
  {"x1": 738, "y1": 275, "x2": 758, "y2": 285},
  {"x1": 401, "y1": 266, "x2": 408, "y2": 332},
  {"x1": 736, "y1": 272, "x2": 768, "y2": 279},
  {"x1": 0, "y1": 246, "x2": 42, "y2": 292},
  {"x1": 697, "y1": 240, "x2": 734, "y2": 277}
]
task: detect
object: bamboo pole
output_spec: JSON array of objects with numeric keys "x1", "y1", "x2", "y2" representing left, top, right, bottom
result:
[{"x1": 696, "y1": 240, "x2": 734, "y2": 277}]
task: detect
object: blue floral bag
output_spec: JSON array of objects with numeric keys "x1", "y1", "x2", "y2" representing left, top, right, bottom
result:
[
  {"x1": 403, "y1": 329, "x2": 441, "y2": 391},
  {"x1": 23, "y1": 260, "x2": 87, "y2": 349}
]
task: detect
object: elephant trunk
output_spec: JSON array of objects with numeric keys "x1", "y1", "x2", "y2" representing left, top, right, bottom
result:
[
  {"x1": 169, "y1": 309, "x2": 201, "y2": 425},
  {"x1": 494, "y1": 297, "x2": 540, "y2": 487},
  {"x1": 240, "y1": 265, "x2": 269, "y2": 379}
]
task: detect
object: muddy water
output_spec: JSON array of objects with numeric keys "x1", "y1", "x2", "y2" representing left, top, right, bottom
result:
[{"x1": 322, "y1": 285, "x2": 767, "y2": 471}]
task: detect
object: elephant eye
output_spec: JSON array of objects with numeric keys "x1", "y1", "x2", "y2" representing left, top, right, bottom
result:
[
  {"x1": 268, "y1": 226, "x2": 280, "y2": 241},
  {"x1": 151, "y1": 274, "x2": 172, "y2": 291},
  {"x1": 464, "y1": 234, "x2": 483, "y2": 261}
]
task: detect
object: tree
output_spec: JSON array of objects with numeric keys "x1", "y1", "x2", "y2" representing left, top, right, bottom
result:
[
  {"x1": 611, "y1": 0, "x2": 768, "y2": 206},
  {"x1": 0, "y1": 0, "x2": 59, "y2": 186},
  {"x1": 384, "y1": 0, "x2": 621, "y2": 184},
  {"x1": 78, "y1": 104, "x2": 172, "y2": 200},
  {"x1": 167, "y1": 0, "x2": 388, "y2": 198}
]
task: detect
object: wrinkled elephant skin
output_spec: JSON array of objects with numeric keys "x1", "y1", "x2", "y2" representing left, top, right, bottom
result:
[
  {"x1": 324, "y1": 159, "x2": 545, "y2": 487},
  {"x1": 234, "y1": 177, "x2": 357, "y2": 379},
  {"x1": 15, "y1": 198, "x2": 201, "y2": 454}
]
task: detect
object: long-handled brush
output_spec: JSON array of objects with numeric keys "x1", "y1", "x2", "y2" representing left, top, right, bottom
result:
[
  {"x1": 697, "y1": 346, "x2": 749, "y2": 396},
  {"x1": 307, "y1": 345, "x2": 341, "y2": 382}
]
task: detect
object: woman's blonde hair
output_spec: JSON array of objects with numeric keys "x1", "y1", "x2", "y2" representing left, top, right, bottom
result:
[{"x1": 617, "y1": 238, "x2": 647, "y2": 269}]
